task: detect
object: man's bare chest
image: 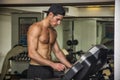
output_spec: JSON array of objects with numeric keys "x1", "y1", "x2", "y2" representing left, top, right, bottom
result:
[{"x1": 39, "y1": 28, "x2": 57, "y2": 44}]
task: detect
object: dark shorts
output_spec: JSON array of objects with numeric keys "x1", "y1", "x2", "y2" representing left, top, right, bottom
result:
[{"x1": 27, "y1": 64, "x2": 54, "y2": 79}]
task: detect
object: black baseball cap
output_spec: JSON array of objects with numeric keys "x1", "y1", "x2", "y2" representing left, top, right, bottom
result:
[{"x1": 45, "y1": 4, "x2": 65, "y2": 16}]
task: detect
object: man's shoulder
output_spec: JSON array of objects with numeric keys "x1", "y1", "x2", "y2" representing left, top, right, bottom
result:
[
  {"x1": 30, "y1": 21, "x2": 42, "y2": 28},
  {"x1": 28, "y1": 22, "x2": 42, "y2": 33}
]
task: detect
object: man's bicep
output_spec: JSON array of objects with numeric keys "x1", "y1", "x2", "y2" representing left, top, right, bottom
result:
[
  {"x1": 28, "y1": 35, "x2": 38, "y2": 52},
  {"x1": 27, "y1": 26, "x2": 40, "y2": 53}
]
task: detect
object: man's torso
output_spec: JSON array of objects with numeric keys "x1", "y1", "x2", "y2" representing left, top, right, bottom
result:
[{"x1": 30, "y1": 21, "x2": 57, "y2": 65}]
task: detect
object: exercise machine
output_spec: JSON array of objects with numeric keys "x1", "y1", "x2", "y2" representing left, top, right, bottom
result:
[{"x1": 61, "y1": 44, "x2": 108, "y2": 80}]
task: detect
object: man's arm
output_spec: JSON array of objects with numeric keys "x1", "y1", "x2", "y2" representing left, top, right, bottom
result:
[{"x1": 53, "y1": 41, "x2": 72, "y2": 68}]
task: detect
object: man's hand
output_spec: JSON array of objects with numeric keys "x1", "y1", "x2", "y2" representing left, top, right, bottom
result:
[{"x1": 51, "y1": 63, "x2": 67, "y2": 71}]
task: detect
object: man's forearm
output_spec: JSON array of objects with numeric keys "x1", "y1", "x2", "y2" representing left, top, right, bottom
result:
[{"x1": 56, "y1": 51, "x2": 72, "y2": 68}]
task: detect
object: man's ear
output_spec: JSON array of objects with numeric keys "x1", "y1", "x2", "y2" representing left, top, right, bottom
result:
[{"x1": 48, "y1": 12, "x2": 54, "y2": 17}]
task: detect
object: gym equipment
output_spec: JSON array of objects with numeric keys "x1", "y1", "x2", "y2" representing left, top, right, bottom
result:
[
  {"x1": 72, "y1": 39, "x2": 78, "y2": 45},
  {"x1": 93, "y1": 49, "x2": 114, "y2": 80},
  {"x1": 66, "y1": 39, "x2": 79, "y2": 63},
  {"x1": 9, "y1": 51, "x2": 30, "y2": 61},
  {"x1": 66, "y1": 50, "x2": 84, "y2": 63},
  {"x1": 0, "y1": 45, "x2": 25, "y2": 80},
  {"x1": 61, "y1": 44, "x2": 108, "y2": 80},
  {"x1": 66, "y1": 39, "x2": 78, "y2": 46},
  {"x1": 20, "y1": 44, "x2": 109, "y2": 80},
  {"x1": 66, "y1": 40, "x2": 73, "y2": 46}
]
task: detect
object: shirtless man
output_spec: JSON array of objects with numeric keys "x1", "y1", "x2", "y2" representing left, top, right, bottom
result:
[{"x1": 27, "y1": 4, "x2": 72, "y2": 79}]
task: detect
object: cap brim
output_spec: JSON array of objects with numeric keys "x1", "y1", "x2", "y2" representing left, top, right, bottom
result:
[{"x1": 43, "y1": 11, "x2": 49, "y2": 13}]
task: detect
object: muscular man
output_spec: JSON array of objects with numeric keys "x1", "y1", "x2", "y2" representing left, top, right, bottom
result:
[{"x1": 27, "y1": 4, "x2": 72, "y2": 79}]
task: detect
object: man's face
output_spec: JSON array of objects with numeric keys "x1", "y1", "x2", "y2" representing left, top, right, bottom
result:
[{"x1": 50, "y1": 13, "x2": 64, "y2": 27}]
